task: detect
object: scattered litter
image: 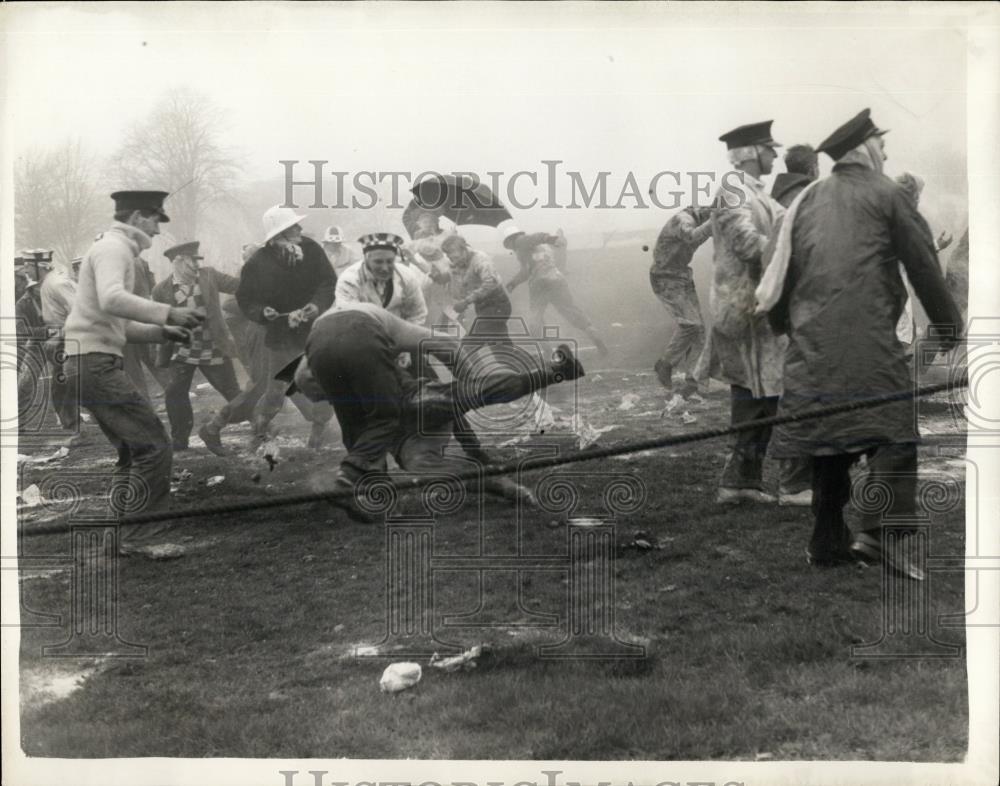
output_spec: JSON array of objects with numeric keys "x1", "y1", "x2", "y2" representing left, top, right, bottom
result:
[
  {"x1": 573, "y1": 417, "x2": 617, "y2": 450},
  {"x1": 630, "y1": 409, "x2": 662, "y2": 417},
  {"x1": 617, "y1": 393, "x2": 641, "y2": 411},
  {"x1": 498, "y1": 434, "x2": 531, "y2": 448},
  {"x1": 687, "y1": 393, "x2": 705, "y2": 405},
  {"x1": 611, "y1": 322, "x2": 624, "y2": 328},
  {"x1": 354, "y1": 645, "x2": 381, "y2": 658},
  {"x1": 80, "y1": 413, "x2": 91, "y2": 423},
  {"x1": 612, "y1": 449, "x2": 658, "y2": 461},
  {"x1": 659, "y1": 585, "x2": 678, "y2": 593},
  {"x1": 755, "y1": 753, "x2": 774, "y2": 762},
  {"x1": 19, "y1": 484, "x2": 42, "y2": 508},
  {"x1": 196, "y1": 382, "x2": 211, "y2": 390},
  {"x1": 681, "y1": 411, "x2": 698, "y2": 425},
  {"x1": 661, "y1": 393, "x2": 685, "y2": 417},
  {"x1": 142, "y1": 543, "x2": 186, "y2": 560},
  {"x1": 333, "y1": 624, "x2": 345, "y2": 633},
  {"x1": 626, "y1": 530, "x2": 666, "y2": 551},
  {"x1": 259, "y1": 440, "x2": 280, "y2": 471},
  {"x1": 170, "y1": 469, "x2": 194, "y2": 493},
  {"x1": 380, "y1": 662, "x2": 422, "y2": 693},
  {"x1": 591, "y1": 374, "x2": 603, "y2": 382},
  {"x1": 533, "y1": 396, "x2": 557, "y2": 432},
  {"x1": 18, "y1": 446, "x2": 70, "y2": 465},
  {"x1": 206, "y1": 475, "x2": 225, "y2": 487},
  {"x1": 251, "y1": 472, "x2": 262, "y2": 483},
  {"x1": 429, "y1": 645, "x2": 484, "y2": 673}
]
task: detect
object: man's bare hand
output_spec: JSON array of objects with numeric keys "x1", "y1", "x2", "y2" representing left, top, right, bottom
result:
[
  {"x1": 262, "y1": 306, "x2": 280, "y2": 321},
  {"x1": 163, "y1": 325, "x2": 192, "y2": 344},
  {"x1": 167, "y1": 306, "x2": 205, "y2": 329},
  {"x1": 936, "y1": 231, "x2": 954, "y2": 252}
]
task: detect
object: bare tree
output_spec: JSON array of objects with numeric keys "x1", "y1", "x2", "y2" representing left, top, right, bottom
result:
[
  {"x1": 110, "y1": 87, "x2": 242, "y2": 240},
  {"x1": 15, "y1": 140, "x2": 106, "y2": 264}
]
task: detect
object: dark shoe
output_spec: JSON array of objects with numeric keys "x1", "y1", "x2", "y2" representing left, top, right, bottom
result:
[
  {"x1": 551, "y1": 343, "x2": 585, "y2": 382},
  {"x1": 198, "y1": 423, "x2": 232, "y2": 457},
  {"x1": 850, "y1": 531, "x2": 925, "y2": 581},
  {"x1": 654, "y1": 359, "x2": 673, "y2": 389}
]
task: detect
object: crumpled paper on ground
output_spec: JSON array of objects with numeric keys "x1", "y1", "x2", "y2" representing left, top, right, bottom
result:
[
  {"x1": 618, "y1": 393, "x2": 641, "y2": 411},
  {"x1": 17, "y1": 446, "x2": 69, "y2": 465},
  {"x1": 18, "y1": 484, "x2": 43, "y2": 508},
  {"x1": 380, "y1": 662, "x2": 422, "y2": 693},
  {"x1": 429, "y1": 645, "x2": 484, "y2": 673}
]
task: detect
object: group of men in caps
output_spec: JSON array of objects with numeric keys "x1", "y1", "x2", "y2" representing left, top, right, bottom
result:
[
  {"x1": 43, "y1": 190, "x2": 584, "y2": 556},
  {"x1": 20, "y1": 106, "x2": 964, "y2": 576},
  {"x1": 648, "y1": 108, "x2": 962, "y2": 579}
]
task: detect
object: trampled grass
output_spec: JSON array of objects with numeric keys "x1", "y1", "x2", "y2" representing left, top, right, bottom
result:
[{"x1": 16, "y1": 369, "x2": 969, "y2": 760}]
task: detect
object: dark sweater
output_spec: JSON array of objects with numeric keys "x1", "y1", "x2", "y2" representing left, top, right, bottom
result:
[
  {"x1": 771, "y1": 172, "x2": 814, "y2": 208},
  {"x1": 236, "y1": 236, "x2": 336, "y2": 351}
]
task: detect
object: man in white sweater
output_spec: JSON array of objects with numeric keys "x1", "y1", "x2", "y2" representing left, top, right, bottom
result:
[{"x1": 63, "y1": 190, "x2": 204, "y2": 557}]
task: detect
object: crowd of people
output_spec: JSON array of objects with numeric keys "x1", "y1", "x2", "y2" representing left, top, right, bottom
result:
[{"x1": 14, "y1": 107, "x2": 966, "y2": 579}]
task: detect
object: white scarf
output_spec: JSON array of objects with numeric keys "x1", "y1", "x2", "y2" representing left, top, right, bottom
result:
[
  {"x1": 754, "y1": 136, "x2": 884, "y2": 314},
  {"x1": 753, "y1": 179, "x2": 819, "y2": 314}
]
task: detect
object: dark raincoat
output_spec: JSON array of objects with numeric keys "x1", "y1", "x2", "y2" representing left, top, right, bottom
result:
[{"x1": 769, "y1": 162, "x2": 962, "y2": 457}]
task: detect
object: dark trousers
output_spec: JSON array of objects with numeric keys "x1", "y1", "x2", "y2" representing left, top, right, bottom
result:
[
  {"x1": 67, "y1": 353, "x2": 173, "y2": 545},
  {"x1": 163, "y1": 359, "x2": 242, "y2": 446},
  {"x1": 307, "y1": 313, "x2": 409, "y2": 478},
  {"x1": 721, "y1": 385, "x2": 811, "y2": 492},
  {"x1": 123, "y1": 343, "x2": 170, "y2": 403},
  {"x1": 811, "y1": 442, "x2": 919, "y2": 555},
  {"x1": 308, "y1": 312, "x2": 563, "y2": 480}
]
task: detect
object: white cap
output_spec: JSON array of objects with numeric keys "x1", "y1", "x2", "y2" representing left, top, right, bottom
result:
[
  {"x1": 262, "y1": 205, "x2": 306, "y2": 243},
  {"x1": 323, "y1": 225, "x2": 344, "y2": 243},
  {"x1": 498, "y1": 219, "x2": 522, "y2": 243}
]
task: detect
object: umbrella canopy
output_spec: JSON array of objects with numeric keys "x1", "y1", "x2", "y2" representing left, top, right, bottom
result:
[{"x1": 402, "y1": 173, "x2": 513, "y2": 239}]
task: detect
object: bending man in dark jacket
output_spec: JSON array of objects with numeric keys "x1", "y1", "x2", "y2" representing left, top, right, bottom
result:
[
  {"x1": 286, "y1": 301, "x2": 584, "y2": 519},
  {"x1": 234, "y1": 206, "x2": 336, "y2": 450},
  {"x1": 763, "y1": 109, "x2": 963, "y2": 579}
]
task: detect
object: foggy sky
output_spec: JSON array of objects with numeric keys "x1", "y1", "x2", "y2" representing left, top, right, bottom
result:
[{"x1": 2, "y1": 2, "x2": 981, "y2": 235}]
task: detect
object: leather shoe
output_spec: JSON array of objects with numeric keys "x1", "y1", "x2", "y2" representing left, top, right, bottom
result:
[{"x1": 850, "y1": 531, "x2": 925, "y2": 581}]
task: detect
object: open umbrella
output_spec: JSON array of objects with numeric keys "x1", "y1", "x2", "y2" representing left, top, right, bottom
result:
[{"x1": 402, "y1": 173, "x2": 514, "y2": 239}]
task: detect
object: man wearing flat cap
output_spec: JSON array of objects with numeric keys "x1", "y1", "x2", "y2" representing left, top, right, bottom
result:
[
  {"x1": 234, "y1": 205, "x2": 336, "y2": 450},
  {"x1": 63, "y1": 190, "x2": 205, "y2": 557},
  {"x1": 759, "y1": 108, "x2": 963, "y2": 578},
  {"x1": 152, "y1": 241, "x2": 243, "y2": 454},
  {"x1": 707, "y1": 121, "x2": 812, "y2": 506},
  {"x1": 282, "y1": 301, "x2": 586, "y2": 519}
]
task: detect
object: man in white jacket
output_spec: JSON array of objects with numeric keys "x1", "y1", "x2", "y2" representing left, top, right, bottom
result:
[{"x1": 63, "y1": 190, "x2": 204, "y2": 557}]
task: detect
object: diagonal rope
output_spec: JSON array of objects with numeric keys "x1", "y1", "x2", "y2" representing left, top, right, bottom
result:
[{"x1": 19, "y1": 377, "x2": 968, "y2": 535}]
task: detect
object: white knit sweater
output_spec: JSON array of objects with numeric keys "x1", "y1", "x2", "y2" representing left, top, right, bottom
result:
[{"x1": 64, "y1": 222, "x2": 171, "y2": 357}]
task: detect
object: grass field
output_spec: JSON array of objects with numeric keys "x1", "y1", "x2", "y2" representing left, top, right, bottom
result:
[{"x1": 16, "y1": 360, "x2": 969, "y2": 761}]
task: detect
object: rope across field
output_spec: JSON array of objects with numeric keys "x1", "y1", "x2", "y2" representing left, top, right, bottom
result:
[{"x1": 19, "y1": 377, "x2": 967, "y2": 535}]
